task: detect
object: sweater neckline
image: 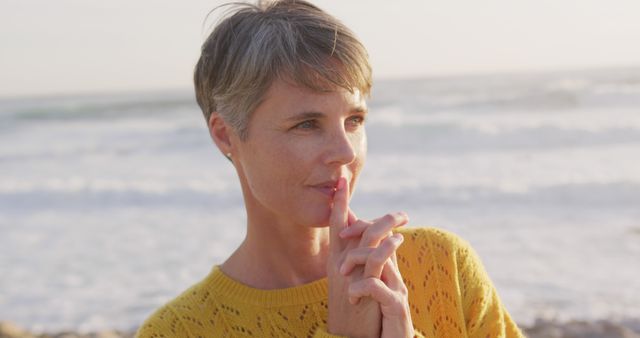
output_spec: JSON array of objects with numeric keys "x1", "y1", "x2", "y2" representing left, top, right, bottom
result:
[{"x1": 205, "y1": 265, "x2": 329, "y2": 307}]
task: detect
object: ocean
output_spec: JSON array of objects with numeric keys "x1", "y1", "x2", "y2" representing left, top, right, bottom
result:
[{"x1": 1, "y1": 67, "x2": 639, "y2": 332}]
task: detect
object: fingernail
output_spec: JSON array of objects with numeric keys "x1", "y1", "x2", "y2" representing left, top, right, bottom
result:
[
  {"x1": 336, "y1": 177, "x2": 345, "y2": 190},
  {"x1": 339, "y1": 264, "x2": 347, "y2": 275}
]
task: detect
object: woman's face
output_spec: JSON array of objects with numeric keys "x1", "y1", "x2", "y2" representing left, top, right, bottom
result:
[{"x1": 232, "y1": 78, "x2": 367, "y2": 228}]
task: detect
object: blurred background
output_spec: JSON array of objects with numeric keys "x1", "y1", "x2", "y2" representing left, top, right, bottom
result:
[{"x1": 1, "y1": 0, "x2": 639, "y2": 336}]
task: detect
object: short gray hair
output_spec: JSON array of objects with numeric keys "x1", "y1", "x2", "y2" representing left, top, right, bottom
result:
[{"x1": 194, "y1": 0, "x2": 372, "y2": 140}]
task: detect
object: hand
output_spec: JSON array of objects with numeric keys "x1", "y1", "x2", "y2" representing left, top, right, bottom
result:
[
  {"x1": 327, "y1": 177, "x2": 381, "y2": 338},
  {"x1": 338, "y1": 209, "x2": 414, "y2": 337}
]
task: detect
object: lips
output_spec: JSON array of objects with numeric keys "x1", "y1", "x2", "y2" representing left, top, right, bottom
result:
[{"x1": 309, "y1": 180, "x2": 340, "y2": 197}]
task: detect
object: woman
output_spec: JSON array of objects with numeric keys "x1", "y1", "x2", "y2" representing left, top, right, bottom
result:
[{"x1": 136, "y1": 1, "x2": 524, "y2": 337}]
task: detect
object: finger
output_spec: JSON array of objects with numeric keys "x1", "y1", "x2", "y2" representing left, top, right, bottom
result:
[
  {"x1": 348, "y1": 260, "x2": 408, "y2": 306},
  {"x1": 329, "y1": 177, "x2": 349, "y2": 254},
  {"x1": 340, "y1": 234, "x2": 402, "y2": 276},
  {"x1": 388, "y1": 233, "x2": 401, "y2": 269},
  {"x1": 339, "y1": 247, "x2": 374, "y2": 275},
  {"x1": 389, "y1": 251, "x2": 399, "y2": 285},
  {"x1": 348, "y1": 277, "x2": 398, "y2": 308},
  {"x1": 360, "y1": 212, "x2": 409, "y2": 248},
  {"x1": 340, "y1": 212, "x2": 409, "y2": 240},
  {"x1": 391, "y1": 246, "x2": 398, "y2": 266},
  {"x1": 347, "y1": 208, "x2": 357, "y2": 226},
  {"x1": 363, "y1": 233, "x2": 404, "y2": 279},
  {"x1": 380, "y1": 252, "x2": 406, "y2": 292},
  {"x1": 339, "y1": 218, "x2": 371, "y2": 239}
]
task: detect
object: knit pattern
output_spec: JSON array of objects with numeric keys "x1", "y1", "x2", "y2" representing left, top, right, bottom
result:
[{"x1": 135, "y1": 227, "x2": 524, "y2": 338}]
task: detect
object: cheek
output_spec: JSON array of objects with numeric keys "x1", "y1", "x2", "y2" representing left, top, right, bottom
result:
[
  {"x1": 359, "y1": 133, "x2": 367, "y2": 163},
  {"x1": 242, "y1": 138, "x2": 308, "y2": 200},
  {"x1": 352, "y1": 132, "x2": 367, "y2": 168}
]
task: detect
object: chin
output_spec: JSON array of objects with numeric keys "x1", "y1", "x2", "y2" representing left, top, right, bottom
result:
[
  {"x1": 298, "y1": 205, "x2": 331, "y2": 228},
  {"x1": 308, "y1": 221, "x2": 330, "y2": 228}
]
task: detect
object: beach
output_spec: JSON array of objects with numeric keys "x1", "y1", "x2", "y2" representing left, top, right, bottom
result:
[{"x1": 1, "y1": 67, "x2": 639, "y2": 335}]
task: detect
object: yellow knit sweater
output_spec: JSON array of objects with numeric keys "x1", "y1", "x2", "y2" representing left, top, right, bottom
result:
[{"x1": 135, "y1": 227, "x2": 524, "y2": 337}]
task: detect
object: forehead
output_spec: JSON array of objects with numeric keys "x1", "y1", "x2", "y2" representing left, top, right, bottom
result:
[{"x1": 258, "y1": 77, "x2": 366, "y2": 115}]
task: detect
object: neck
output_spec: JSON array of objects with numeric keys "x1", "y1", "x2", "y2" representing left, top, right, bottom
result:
[{"x1": 221, "y1": 213, "x2": 330, "y2": 290}]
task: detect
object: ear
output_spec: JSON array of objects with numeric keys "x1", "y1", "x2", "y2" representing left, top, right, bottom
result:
[{"x1": 208, "y1": 112, "x2": 234, "y2": 159}]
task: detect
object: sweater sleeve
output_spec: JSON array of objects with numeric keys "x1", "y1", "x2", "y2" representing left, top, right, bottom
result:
[{"x1": 455, "y1": 237, "x2": 524, "y2": 338}]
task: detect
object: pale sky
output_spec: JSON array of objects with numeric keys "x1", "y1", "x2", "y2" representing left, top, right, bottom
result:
[{"x1": 1, "y1": 0, "x2": 639, "y2": 98}]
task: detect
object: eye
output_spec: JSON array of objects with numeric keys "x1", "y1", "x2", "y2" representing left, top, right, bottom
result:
[
  {"x1": 293, "y1": 120, "x2": 318, "y2": 130},
  {"x1": 345, "y1": 115, "x2": 365, "y2": 128}
]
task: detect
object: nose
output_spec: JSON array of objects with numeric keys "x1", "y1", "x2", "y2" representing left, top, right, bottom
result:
[{"x1": 323, "y1": 124, "x2": 358, "y2": 166}]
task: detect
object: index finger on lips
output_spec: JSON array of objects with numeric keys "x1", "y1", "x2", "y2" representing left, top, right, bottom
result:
[{"x1": 329, "y1": 177, "x2": 349, "y2": 254}]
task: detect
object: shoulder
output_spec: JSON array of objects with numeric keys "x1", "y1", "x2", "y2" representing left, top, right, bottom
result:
[
  {"x1": 393, "y1": 226, "x2": 486, "y2": 285},
  {"x1": 394, "y1": 226, "x2": 464, "y2": 243},
  {"x1": 393, "y1": 227, "x2": 525, "y2": 337},
  {"x1": 135, "y1": 301, "x2": 189, "y2": 338},
  {"x1": 135, "y1": 278, "x2": 211, "y2": 338},
  {"x1": 394, "y1": 226, "x2": 471, "y2": 259}
]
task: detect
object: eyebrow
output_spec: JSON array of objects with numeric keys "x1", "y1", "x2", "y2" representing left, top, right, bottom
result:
[
  {"x1": 285, "y1": 111, "x2": 325, "y2": 122},
  {"x1": 285, "y1": 107, "x2": 368, "y2": 122}
]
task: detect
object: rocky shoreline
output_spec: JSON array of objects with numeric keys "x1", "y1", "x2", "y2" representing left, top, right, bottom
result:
[
  {"x1": 0, "y1": 322, "x2": 134, "y2": 338},
  {"x1": 2, "y1": 319, "x2": 640, "y2": 338}
]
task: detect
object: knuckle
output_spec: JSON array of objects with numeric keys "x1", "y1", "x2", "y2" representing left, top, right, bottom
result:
[
  {"x1": 399, "y1": 284, "x2": 409, "y2": 296},
  {"x1": 361, "y1": 232, "x2": 377, "y2": 247},
  {"x1": 364, "y1": 278, "x2": 380, "y2": 289},
  {"x1": 377, "y1": 239, "x2": 399, "y2": 258},
  {"x1": 391, "y1": 239, "x2": 403, "y2": 251},
  {"x1": 390, "y1": 296, "x2": 404, "y2": 309},
  {"x1": 391, "y1": 238, "x2": 403, "y2": 250},
  {"x1": 363, "y1": 230, "x2": 384, "y2": 246},
  {"x1": 341, "y1": 255, "x2": 356, "y2": 268},
  {"x1": 383, "y1": 235, "x2": 401, "y2": 249}
]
